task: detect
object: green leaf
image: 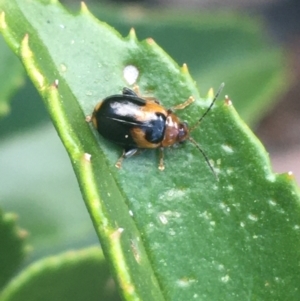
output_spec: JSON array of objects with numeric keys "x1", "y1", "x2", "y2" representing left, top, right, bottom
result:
[
  {"x1": 0, "y1": 35, "x2": 24, "y2": 117},
  {"x1": 1, "y1": 1, "x2": 299, "y2": 301},
  {"x1": 0, "y1": 247, "x2": 121, "y2": 301},
  {"x1": 0, "y1": 209, "x2": 28, "y2": 289}
]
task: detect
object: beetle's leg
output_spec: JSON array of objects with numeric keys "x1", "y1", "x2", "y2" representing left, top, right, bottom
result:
[
  {"x1": 115, "y1": 148, "x2": 139, "y2": 169},
  {"x1": 171, "y1": 96, "x2": 195, "y2": 111},
  {"x1": 158, "y1": 147, "x2": 165, "y2": 171}
]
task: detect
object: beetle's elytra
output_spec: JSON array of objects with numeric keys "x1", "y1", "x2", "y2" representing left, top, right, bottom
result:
[{"x1": 92, "y1": 85, "x2": 224, "y2": 175}]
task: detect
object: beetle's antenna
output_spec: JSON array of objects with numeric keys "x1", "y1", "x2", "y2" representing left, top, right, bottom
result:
[
  {"x1": 188, "y1": 137, "x2": 218, "y2": 180},
  {"x1": 190, "y1": 83, "x2": 225, "y2": 132}
]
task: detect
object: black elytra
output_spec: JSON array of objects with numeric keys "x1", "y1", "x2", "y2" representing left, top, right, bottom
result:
[{"x1": 91, "y1": 84, "x2": 224, "y2": 175}]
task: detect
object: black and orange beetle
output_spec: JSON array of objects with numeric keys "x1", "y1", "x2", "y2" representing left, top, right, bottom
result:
[{"x1": 91, "y1": 84, "x2": 224, "y2": 175}]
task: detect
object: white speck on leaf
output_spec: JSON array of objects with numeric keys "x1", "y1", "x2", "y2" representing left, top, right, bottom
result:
[
  {"x1": 158, "y1": 213, "x2": 168, "y2": 225},
  {"x1": 248, "y1": 214, "x2": 258, "y2": 222},
  {"x1": 176, "y1": 278, "x2": 196, "y2": 287},
  {"x1": 123, "y1": 65, "x2": 139, "y2": 85},
  {"x1": 221, "y1": 275, "x2": 230, "y2": 283},
  {"x1": 221, "y1": 144, "x2": 234, "y2": 153}
]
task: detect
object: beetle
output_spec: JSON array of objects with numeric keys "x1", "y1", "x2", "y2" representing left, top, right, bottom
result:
[{"x1": 91, "y1": 84, "x2": 224, "y2": 175}]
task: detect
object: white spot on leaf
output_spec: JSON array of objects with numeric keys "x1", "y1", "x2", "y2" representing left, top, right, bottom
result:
[
  {"x1": 221, "y1": 144, "x2": 233, "y2": 153},
  {"x1": 248, "y1": 214, "x2": 258, "y2": 222},
  {"x1": 158, "y1": 213, "x2": 168, "y2": 225},
  {"x1": 221, "y1": 275, "x2": 230, "y2": 283},
  {"x1": 123, "y1": 65, "x2": 139, "y2": 85}
]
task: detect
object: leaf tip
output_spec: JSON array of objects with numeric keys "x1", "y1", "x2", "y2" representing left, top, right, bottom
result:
[
  {"x1": 0, "y1": 10, "x2": 6, "y2": 31},
  {"x1": 207, "y1": 87, "x2": 214, "y2": 99},
  {"x1": 181, "y1": 63, "x2": 189, "y2": 74},
  {"x1": 146, "y1": 37, "x2": 156, "y2": 45},
  {"x1": 21, "y1": 34, "x2": 45, "y2": 89},
  {"x1": 129, "y1": 27, "x2": 137, "y2": 40},
  {"x1": 80, "y1": 1, "x2": 90, "y2": 14},
  {"x1": 21, "y1": 33, "x2": 30, "y2": 55}
]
